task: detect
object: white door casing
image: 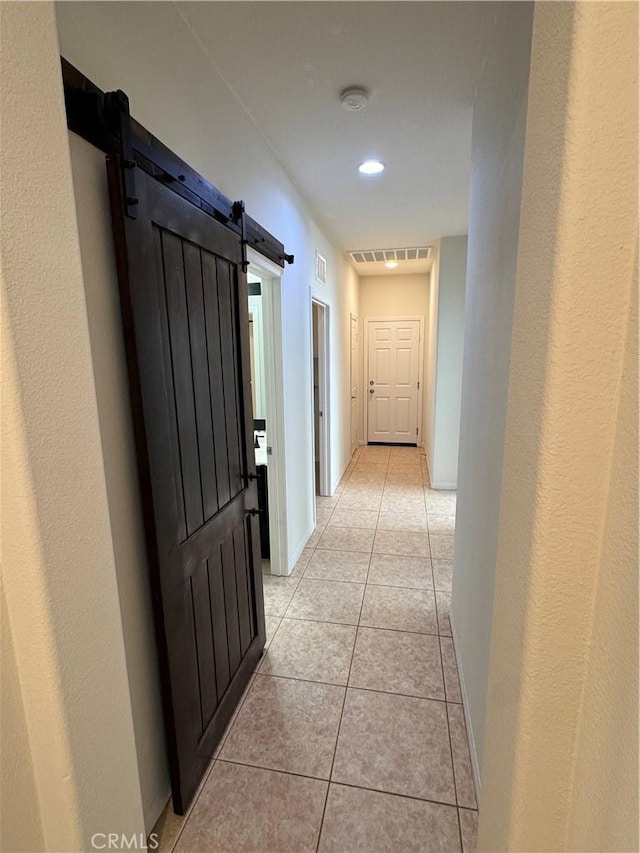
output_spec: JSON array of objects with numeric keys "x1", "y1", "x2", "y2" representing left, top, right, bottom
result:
[
  {"x1": 247, "y1": 249, "x2": 289, "y2": 575},
  {"x1": 366, "y1": 318, "x2": 423, "y2": 444},
  {"x1": 350, "y1": 314, "x2": 359, "y2": 453},
  {"x1": 310, "y1": 297, "x2": 331, "y2": 497}
]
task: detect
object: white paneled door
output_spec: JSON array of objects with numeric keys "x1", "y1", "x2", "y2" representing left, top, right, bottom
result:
[{"x1": 366, "y1": 319, "x2": 421, "y2": 444}]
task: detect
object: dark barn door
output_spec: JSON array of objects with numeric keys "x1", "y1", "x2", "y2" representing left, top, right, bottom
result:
[{"x1": 107, "y1": 160, "x2": 265, "y2": 813}]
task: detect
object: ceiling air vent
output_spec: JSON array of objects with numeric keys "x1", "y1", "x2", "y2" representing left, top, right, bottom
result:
[{"x1": 348, "y1": 246, "x2": 433, "y2": 265}]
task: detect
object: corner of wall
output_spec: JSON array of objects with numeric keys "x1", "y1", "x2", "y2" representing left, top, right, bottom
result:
[
  {"x1": 450, "y1": 616, "x2": 482, "y2": 800},
  {"x1": 1, "y1": 3, "x2": 146, "y2": 846},
  {"x1": 424, "y1": 245, "x2": 441, "y2": 474}
]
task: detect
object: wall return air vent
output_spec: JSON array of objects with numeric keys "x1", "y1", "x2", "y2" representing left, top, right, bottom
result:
[
  {"x1": 315, "y1": 251, "x2": 327, "y2": 284},
  {"x1": 348, "y1": 246, "x2": 432, "y2": 265}
]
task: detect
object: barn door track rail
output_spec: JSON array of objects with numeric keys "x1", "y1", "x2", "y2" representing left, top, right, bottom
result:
[{"x1": 61, "y1": 58, "x2": 294, "y2": 269}]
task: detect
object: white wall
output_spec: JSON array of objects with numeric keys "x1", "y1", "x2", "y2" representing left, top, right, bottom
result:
[
  {"x1": 0, "y1": 590, "x2": 45, "y2": 852},
  {"x1": 248, "y1": 291, "x2": 266, "y2": 420},
  {"x1": 568, "y1": 267, "x2": 638, "y2": 850},
  {"x1": 359, "y1": 273, "x2": 430, "y2": 444},
  {"x1": 450, "y1": 1, "x2": 533, "y2": 790},
  {"x1": 359, "y1": 273, "x2": 430, "y2": 319},
  {"x1": 51, "y1": 0, "x2": 358, "y2": 831},
  {"x1": 478, "y1": 3, "x2": 638, "y2": 849},
  {"x1": 1, "y1": 3, "x2": 146, "y2": 847},
  {"x1": 424, "y1": 248, "x2": 440, "y2": 467},
  {"x1": 312, "y1": 260, "x2": 359, "y2": 489},
  {"x1": 67, "y1": 133, "x2": 171, "y2": 831},
  {"x1": 55, "y1": 0, "x2": 358, "y2": 566},
  {"x1": 430, "y1": 236, "x2": 467, "y2": 488}
]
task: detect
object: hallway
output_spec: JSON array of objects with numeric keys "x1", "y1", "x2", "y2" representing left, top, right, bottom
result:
[{"x1": 156, "y1": 445, "x2": 477, "y2": 852}]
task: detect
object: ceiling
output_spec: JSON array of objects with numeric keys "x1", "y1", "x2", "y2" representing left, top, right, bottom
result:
[{"x1": 177, "y1": 1, "x2": 498, "y2": 257}]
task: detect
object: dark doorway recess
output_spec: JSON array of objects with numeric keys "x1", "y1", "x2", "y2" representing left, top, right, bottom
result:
[{"x1": 61, "y1": 59, "x2": 293, "y2": 814}]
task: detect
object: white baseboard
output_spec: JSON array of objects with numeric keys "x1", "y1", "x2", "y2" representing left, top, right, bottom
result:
[
  {"x1": 450, "y1": 618, "x2": 482, "y2": 802},
  {"x1": 285, "y1": 529, "x2": 313, "y2": 577},
  {"x1": 145, "y1": 788, "x2": 172, "y2": 837},
  {"x1": 288, "y1": 456, "x2": 353, "y2": 578},
  {"x1": 333, "y1": 450, "x2": 357, "y2": 493},
  {"x1": 431, "y1": 480, "x2": 457, "y2": 490}
]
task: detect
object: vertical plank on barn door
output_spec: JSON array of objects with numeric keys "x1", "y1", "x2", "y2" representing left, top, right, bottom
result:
[{"x1": 107, "y1": 157, "x2": 265, "y2": 814}]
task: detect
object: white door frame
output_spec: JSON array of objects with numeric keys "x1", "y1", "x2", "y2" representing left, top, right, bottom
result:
[
  {"x1": 247, "y1": 248, "x2": 288, "y2": 576},
  {"x1": 310, "y1": 297, "x2": 331, "y2": 497},
  {"x1": 363, "y1": 315, "x2": 425, "y2": 445},
  {"x1": 350, "y1": 313, "x2": 359, "y2": 455}
]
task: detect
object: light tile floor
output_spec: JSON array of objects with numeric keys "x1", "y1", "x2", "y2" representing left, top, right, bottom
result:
[{"x1": 155, "y1": 445, "x2": 478, "y2": 852}]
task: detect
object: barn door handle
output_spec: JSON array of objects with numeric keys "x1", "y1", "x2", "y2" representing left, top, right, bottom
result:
[{"x1": 247, "y1": 507, "x2": 263, "y2": 517}]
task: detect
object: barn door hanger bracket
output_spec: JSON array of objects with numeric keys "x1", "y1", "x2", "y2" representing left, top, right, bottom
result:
[
  {"x1": 105, "y1": 88, "x2": 138, "y2": 219},
  {"x1": 232, "y1": 200, "x2": 250, "y2": 272},
  {"x1": 233, "y1": 200, "x2": 295, "y2": 269}
]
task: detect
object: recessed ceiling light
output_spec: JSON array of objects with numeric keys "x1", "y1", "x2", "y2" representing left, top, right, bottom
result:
[
  {"x1": 358, "y1": 159, "x2": 385, "y2": 176},
  {"x1": 385, "y1": 260, "x2": 398, "y2": 269}
]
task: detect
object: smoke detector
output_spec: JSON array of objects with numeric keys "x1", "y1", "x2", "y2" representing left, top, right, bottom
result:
[{"x1": 340, "y1": 86, "x2": 369, "y2": 112}]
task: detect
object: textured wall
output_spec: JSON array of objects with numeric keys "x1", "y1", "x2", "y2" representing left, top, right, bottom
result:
[
  {"x1": 67, "y1": 133, "x2": 171, "y2": 832},
  {"x1": 431, "y1": 236, "x2": 467, "y2": 488},
  {"x1": 1, "y1": 2, "x2": 145, "y2": 848},
  {"x1": 479, "y1": 3, "x2": 638, "y2": 849},
  {"x1": 568, "y1": 253, "x2": 638, "y2": 851},
  {"x1": 451, "y1": 1, "x2": 534, "y2": 782},
  {"x1": 424, "y1": 246, "x2": 440, "y2": 467},
  {"x1": 0, "y1": 590, "x2": 45, "y2": 852}
]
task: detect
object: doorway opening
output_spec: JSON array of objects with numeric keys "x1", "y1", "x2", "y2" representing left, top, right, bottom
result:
[
  {"x1": 311, "y1": 299, "x2": 330, "y2": 496},
  {"x1": 247, "y1": 250, "x2": 288, "y2": 576}
]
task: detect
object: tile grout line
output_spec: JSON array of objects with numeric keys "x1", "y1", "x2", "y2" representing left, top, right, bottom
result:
[
  {"x1": 315, "y1": 530, "x2": 370, "y2": 853},
  {"x1": 168, "y1": 482, "x2": 346, "y2": 851},
  {"x1": 435, "y1": 606, "x2": 465, "y2": 852},
  {"x1": 257, "y1": 640, "x2": 458, "y2": 704},
  {"x1": 169, "y1": 654, "x2": 263, "y2": 853},
  {"x1": 222, "y1": 450, "x2": 460, "y2": 852},
  {"x1": 442, "y1": 637, "x2": 465, "y2": 848},
  {"x1": 263, "y1": 611, "x2": 455, "y2": 640},
  {"x1": 268, "y1": 578, "x2": 453, "y2": 598},
  {"x1": 379, "y1": 449, "x2": 461, "y2": 848},
  {"x1": 313, "y1": 448, "x2": 361, "y2": 853},
  {"x1": 216, "y1": 756, "x2": 461, "y2": 811},
  {"x1": 174, "y1": 448, "x2": 458, "y2": 851}
]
